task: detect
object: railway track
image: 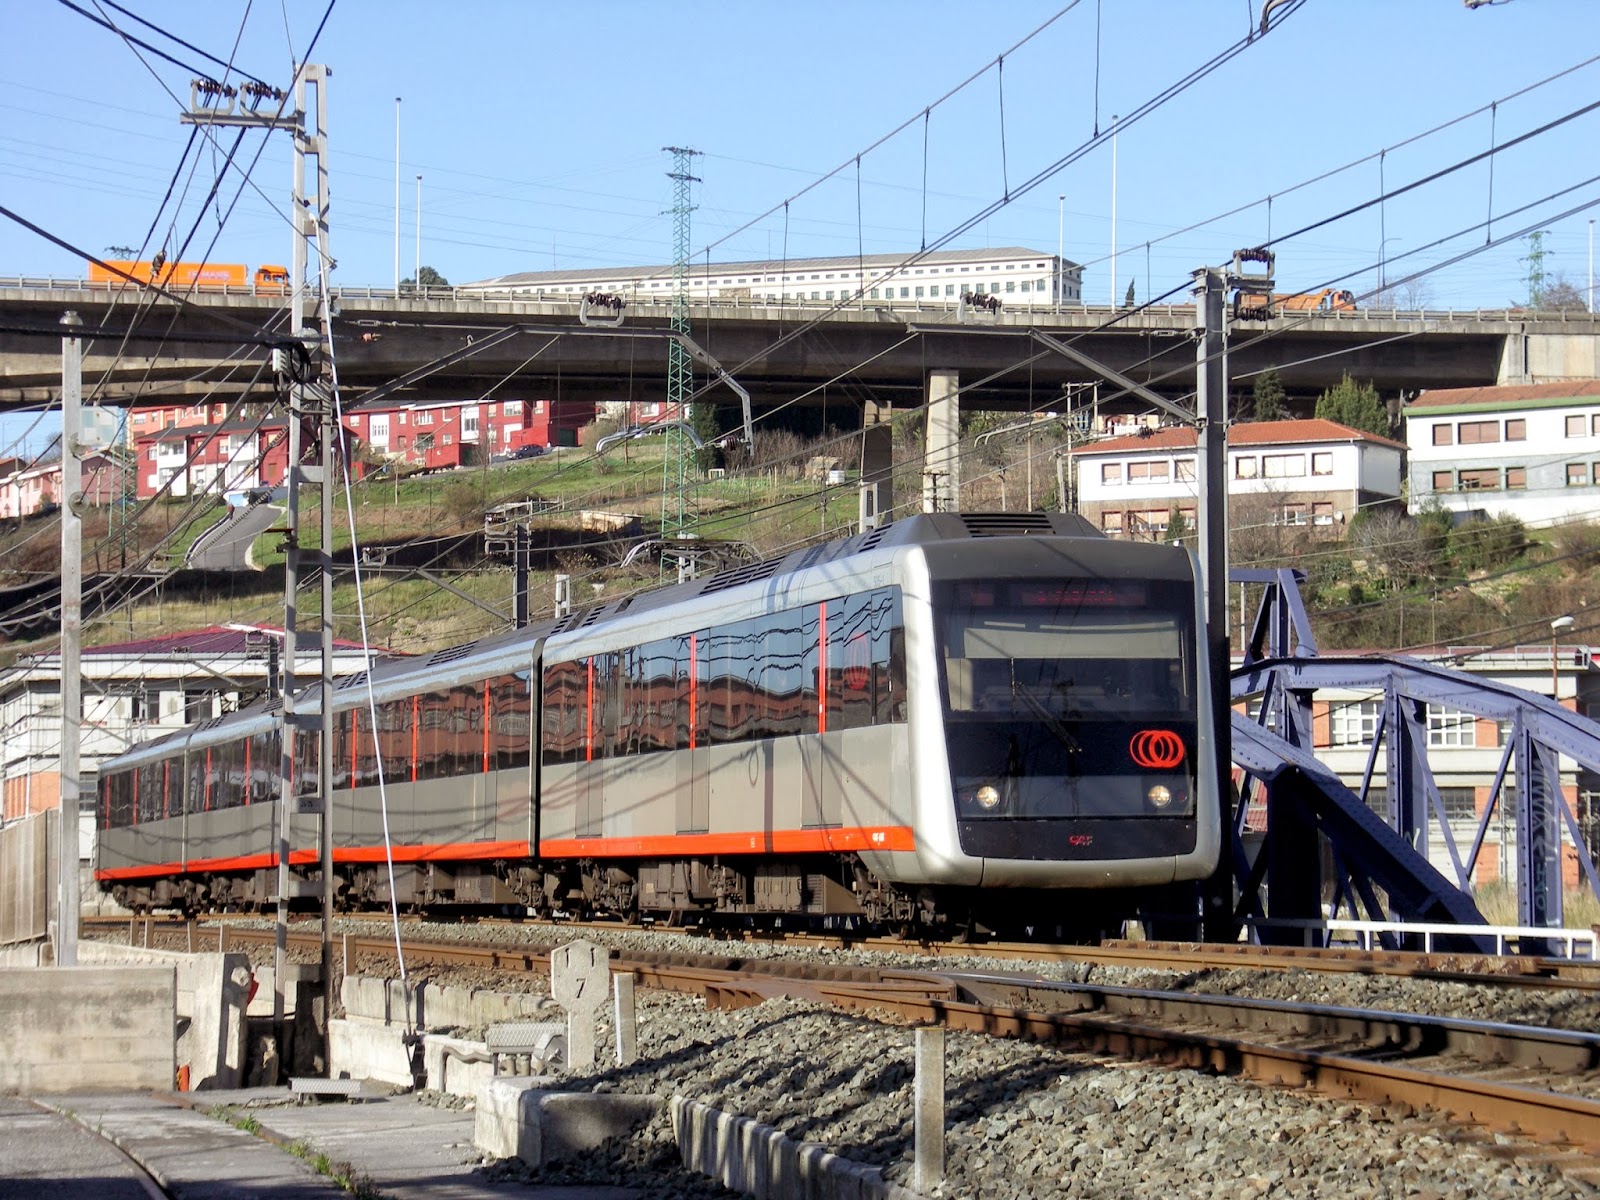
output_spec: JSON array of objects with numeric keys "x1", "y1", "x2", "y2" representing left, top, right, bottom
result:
[
  {"x1": 89, "y1": 913, "x2": 1600, "y2": 993},
  {"x1": 100, "y1": 917, "x2": 1600, "y2": 1164}
]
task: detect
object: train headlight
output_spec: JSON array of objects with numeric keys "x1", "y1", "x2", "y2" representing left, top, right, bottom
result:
[
  {"x1": 975, "y1": 785, "x2": 1001, "y2": 810},
  {"x1": 1146, "y1": 784, "x2": 1173, "y2": 809}
]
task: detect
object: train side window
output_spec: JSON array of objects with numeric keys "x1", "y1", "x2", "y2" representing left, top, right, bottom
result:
[
  {"x1": 490, "y1": 674, "x2": 532, "y2": 771},
  {"x1": 250, "y1": 730, "x2": 280, "y2": 804},
  {"x1": 294, "y1": 724, "x2": 319, "y2": 798},
  {"x1": 541, "y1": 660, "x2": 586, "y2": 765},
  {"x1": 138, "y1": 761, "x2": 164, "y2": 823},
  {"x1": 762, "y1": 609, "x2": 808, "y2": 738},
  {"x1": 597, "y1": 655, "x2": 621, "y2": 759},
  {"x1": 828, "y1": 595, "x2": 874, "y2": 732},
  {"x1": 187, "y1": 752, "x2": 208, "y2": 814},
  {"x1": 212, "y1": 739, "x2": 244, "y2": 810}
]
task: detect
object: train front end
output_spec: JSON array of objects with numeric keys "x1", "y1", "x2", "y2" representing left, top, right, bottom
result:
[{"x1": 901, "y1": 534, "x2": 1220, "y2": 891}]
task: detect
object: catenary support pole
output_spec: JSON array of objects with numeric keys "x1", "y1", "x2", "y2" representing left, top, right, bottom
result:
[
  {"x1": 57, "y1": 311, "x2": 83, "y2": 968},
  {"x1": 1195, "y1": 267, "x2": 1235, "y2": 943}
]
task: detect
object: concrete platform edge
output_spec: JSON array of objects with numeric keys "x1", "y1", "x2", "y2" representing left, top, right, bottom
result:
[{"x1": 669, "y1": 1094, "x2": 927, "y2": 1200}]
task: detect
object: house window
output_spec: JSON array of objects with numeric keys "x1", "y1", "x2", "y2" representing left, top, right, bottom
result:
[
  {"x1": 1312, "y1": 501, "x2": 1335, "y2": 525},
  {"x1": 1505, "y1": 467, "x2": 1527, "y2": 489},
  {"x1": 1127, "y1": 461, "x2": 1169, "y2": 483},
  {"x1": 1311, "y1": 452, "x2": 1333, "y2": 476},
  {"x1": 1458, "y1": 421, "x2": 1499, "y2": 444},
  {"x1": 1101, "y1": 463, "x2": 1122, "y2": 485},
  {"x1": 1101, "y1": 511, "x2": 1123, "y2": 533},
  {"x1": 1427, "y1": 705, "x2": 1475, "y2": 747},
  {"x1": 1329, "y1": 699, "x2": 1381, "y2": 747},
  {"x1": 1593, "y1": 414, "x2": 1600, "y2": 436},
  {"x1": 1505, "y1": 419, "x2": 1526, "y2": 441},
  {"x1": 1432, "y1": 470, "x2": 1452, "y2": 492},
  {"x1": 1175, "y1": 458, "x2": 1196, "y2": 483},
  {"x1": 1279, "y1": 503, "x2": 1307, "y2": 526},
  {"x1": 1235, "y1": 457, "x2": 1259, "y2": 479},
  {"x1": 1568, "y1": 463, "x2": 1589, "y2": 487},
  {"x1": 1438, "y1": 787, "x2": 1478, "y2": 822},
  {"x1": 1432, "y1": 424, "x2": 1453, "y2": 446},
  {"x1": 502, "y1": 401, "x2": 522, "y2": 415},
  {"x1": 1459, "y1": 468, "x2": 1499, "y2": 490},
  {"x1": 1567, "y1": 415, "x2": 1587, "y2": 437},
  {"x1": 1263, "y1": 453, "x2": 1306, "y2": 478}
]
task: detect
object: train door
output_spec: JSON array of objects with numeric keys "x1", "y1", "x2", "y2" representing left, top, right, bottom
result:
[
  {"x1": 574, "y1": 655, "x2": 611, "y2": 839},
  {"x1": 800, "y1": 604, "x2": 838, "y2": 832},
  {"x1": 678, "y1": 633, "x2": 708, "y2": 833}
]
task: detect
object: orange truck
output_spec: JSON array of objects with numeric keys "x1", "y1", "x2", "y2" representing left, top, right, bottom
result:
[{"x1": 87, "y1": 261, "x2": 289, "y2": 290}]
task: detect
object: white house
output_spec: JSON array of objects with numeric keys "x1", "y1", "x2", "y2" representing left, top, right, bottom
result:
[
  {"x1": 1405, "y1": 379, "x2": 1600, "y2": 526},
  {"x1": 1070, "y1": 418, "x2": 1405, "y2": 538}
]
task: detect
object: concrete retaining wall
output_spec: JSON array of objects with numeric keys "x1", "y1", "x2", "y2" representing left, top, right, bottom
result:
[
  {"x1": 475, "y1": 1077, "x2": 660, "y2": 1165},
  {"x1": 341, "y1": 973, "x2": 558, "y2": 1030},
  {"x1": 0, "y1": 966, "x2": 175, "y2": 1092},
  {"x1": 670, "y1": 1096, "x2": 927, "y2": 1200},
  {"x1": 77, "y1": 943, "x2": 252, "y2": 1090}
]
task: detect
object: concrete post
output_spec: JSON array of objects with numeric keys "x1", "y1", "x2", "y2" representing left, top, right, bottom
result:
[
  {"x1": 913, "y1": 1027, "x2": 945, "y2": 1192},
  {"x1": 859, "y1": 397, "x2": 894, "y2": 529},
  {"x1": 57, "y1": 311, "x2": 82, "y2": 968},
  {"x1": 550, "y1": 939, "x2": 608, "y2": 1073},
  {"x1": 924, "y1": 370, "x2": 960, "y2": 513},
  {"x1": 613, "y1": 972, "x2": 637, "y2": 1066}
]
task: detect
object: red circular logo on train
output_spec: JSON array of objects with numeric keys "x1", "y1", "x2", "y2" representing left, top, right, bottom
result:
[{"x1": 1129, "y1": 729, "x2": 1186, "y2": 770}]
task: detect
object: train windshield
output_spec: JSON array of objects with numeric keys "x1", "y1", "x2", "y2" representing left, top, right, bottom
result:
[
  {"x1": 934, "y1": 577, "x2": 1200, "y2": 831},
  {"x1": 937, "y1": 579, "x2": 1193, "y2": 719}
]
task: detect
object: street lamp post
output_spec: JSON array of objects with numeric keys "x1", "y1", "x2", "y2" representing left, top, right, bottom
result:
[
  {"x1": 1378, "y1": 236, "x2": 1402, "y2": 302},
  {"x1": 1057, "y1": 194, "x2": 1065, "y2": 315},
  {"x1": 393, "y1": 97, "x2": 402, "y2": 293},
  {"x1": 1109, "y1": 115, "x2": 1119, "y2": 308},
  {"x1": 415, "y1": 173, "x2": 422, "y2": 292},
  {"x1": 1551, "y1": 615, "x2": 1575, "y2": 701}
]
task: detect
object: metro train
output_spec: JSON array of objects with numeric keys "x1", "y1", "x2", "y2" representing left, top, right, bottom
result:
[{"x1": 96, "y1": 513, "x2": 1221, "y2": 934}]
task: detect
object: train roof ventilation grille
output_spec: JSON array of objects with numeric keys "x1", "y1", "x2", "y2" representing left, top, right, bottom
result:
[
  {"x1": 857, "y1": 526, "x2": 890, "y2": 552},
  {"x1": 426, "y1": 641, "x2": 478, "y2": 668},
  {"x1": 265, "y1": 698, "x2": 283, "y2": 714},
  {"x1": 576, "y1": 605, "x2": 608, "y2": 629},
  {"x1": 960, "y1": 513, "x2": 1056, "y2": 538},
  {"x1": 701, "y1": 557, "x2": 783, "y2": 595},
  {"x1": 336, "y1": 670, "x2": 369, "y2": 691},
  {"x1": 199, "y1": 716, "x2": 227, "y2": 732}
]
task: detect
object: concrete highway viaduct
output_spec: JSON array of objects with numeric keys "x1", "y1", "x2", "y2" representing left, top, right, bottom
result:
[{"x1": 3, "y1": 281, "x2": 1600, "y2": 428}]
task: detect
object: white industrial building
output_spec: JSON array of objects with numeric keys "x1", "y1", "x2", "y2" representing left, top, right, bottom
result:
[{"x1": 461, "y1": 247, "x2": 1084, "y2": 310}]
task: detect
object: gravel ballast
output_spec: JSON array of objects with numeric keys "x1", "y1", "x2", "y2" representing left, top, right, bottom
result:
[{"x1": 120, "y1": 920, "x2": 1600, "y2": 1197}]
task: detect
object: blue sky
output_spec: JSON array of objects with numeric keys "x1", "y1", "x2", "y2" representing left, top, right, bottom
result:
[{"x1": 3, "y1": 1, "x2": 1598, "y2": 456}]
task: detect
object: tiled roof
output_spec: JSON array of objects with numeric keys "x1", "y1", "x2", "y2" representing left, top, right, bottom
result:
[
  {"x1": 1071, "y1": 418, "x2": 1404, "y2": 455},
  {"x1": 1407, "y1": 380, "x2": 1600, "y2": 409}
]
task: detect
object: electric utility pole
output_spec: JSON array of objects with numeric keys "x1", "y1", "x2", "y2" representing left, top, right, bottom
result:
[
  {"x1": 183, "y1": 65, "x2": 339, "y2": 1071},
  {"x1": 662, "y1": 146, "x2": 701, "y2": 580}
]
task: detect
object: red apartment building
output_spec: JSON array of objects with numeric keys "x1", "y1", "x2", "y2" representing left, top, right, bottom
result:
[{"x1": 128, "y1": 397, "x2": 594, "y2": 496}]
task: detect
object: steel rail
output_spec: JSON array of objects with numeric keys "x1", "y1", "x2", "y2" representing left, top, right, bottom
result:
[{"x1": 86, "y1": 914, "x2": 1600, "y2": 992}]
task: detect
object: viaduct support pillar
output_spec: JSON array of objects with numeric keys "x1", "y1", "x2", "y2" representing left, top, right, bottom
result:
[
  {"x1": 924, "y1": 369, "x2": 959, "y2": 513},
  {"x1": 859, "y1": 397, "x2": 893, "y2": 530}
]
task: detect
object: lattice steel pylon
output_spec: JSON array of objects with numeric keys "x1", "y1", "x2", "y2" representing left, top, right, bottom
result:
[{"x1": 662, "y1": 146, "x2": 701, "y2": 579}]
